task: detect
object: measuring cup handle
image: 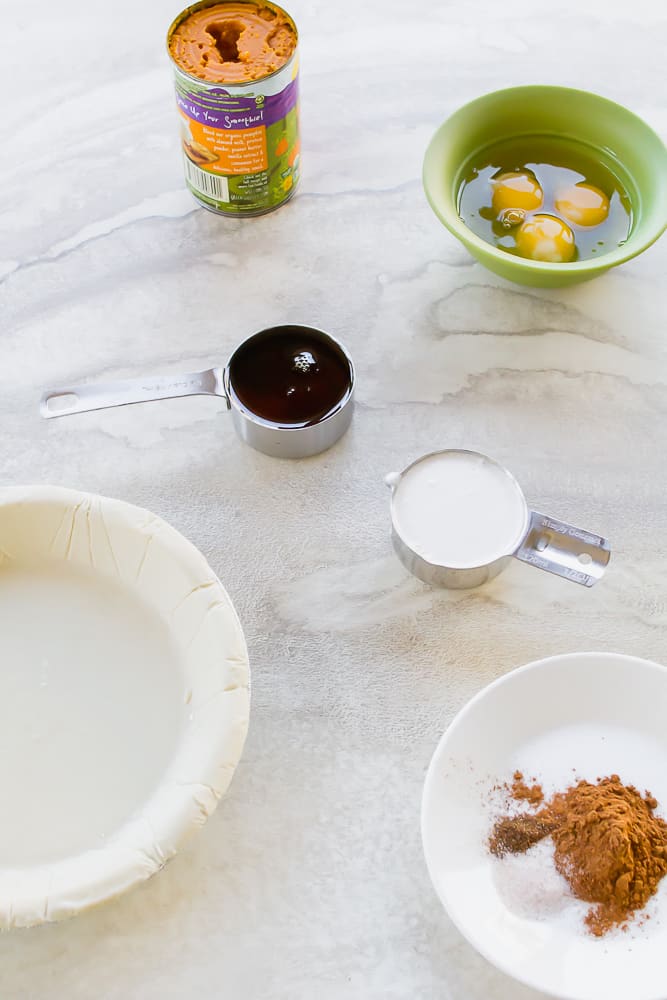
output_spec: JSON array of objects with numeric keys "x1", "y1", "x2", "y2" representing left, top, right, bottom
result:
[
  {"x1": 514, "y1": 511, "x2": 610, "y2": 587},
  {"x1": 40, "y1": 367, "x2": 229, "y2": 418}
]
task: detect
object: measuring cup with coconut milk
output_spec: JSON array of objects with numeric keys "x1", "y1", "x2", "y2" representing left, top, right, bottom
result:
[
  {"x1": 387, "y1": 449, "x2": 610, "y2": 589},
  {"x1": 41, "y1": 325, "x2": 354, "y2": 459}
]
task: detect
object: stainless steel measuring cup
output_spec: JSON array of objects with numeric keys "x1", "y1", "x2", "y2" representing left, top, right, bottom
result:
[
  {"x1": 40, "y1": 325, "x2": 355, "y2": 459},
  {"x1": 387, "y1": 449, "x2": 611, "y2": 589}
]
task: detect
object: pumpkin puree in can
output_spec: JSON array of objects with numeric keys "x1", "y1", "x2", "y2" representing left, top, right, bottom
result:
[
  {"x1": 167, "y1": 0, "x2": 300, "y2": 216},
  {"x1": 169, "y1": 2, "x2": 296, "y2": 83}
]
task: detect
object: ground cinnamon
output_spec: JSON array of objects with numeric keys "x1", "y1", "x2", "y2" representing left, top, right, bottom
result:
[
  {"x1": 489, "y1": 774, "x2": 667, "y2": 936},
  {"x1": 510, "y1": 769, "x2": 544, "y2": 805},
  {"x1": 489, "y1": 813, "x2": 557, "y2": 856}
]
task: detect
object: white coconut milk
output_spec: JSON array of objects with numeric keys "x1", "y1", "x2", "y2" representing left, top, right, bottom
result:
[{"x1": 391, "y1": 451, "x2": 528, "y2": 568}]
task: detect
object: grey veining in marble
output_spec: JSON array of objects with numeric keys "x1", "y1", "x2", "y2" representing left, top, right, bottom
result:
[{"x1": 1, "y1": 0, "x2": 666, "y2": 996}]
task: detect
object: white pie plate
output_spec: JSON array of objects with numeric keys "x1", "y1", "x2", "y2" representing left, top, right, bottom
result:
[
  {"x1": 422, "y1": 652, "x2": 667, "y2": 1000},
  {"x1": 0, "y1": 485, "x2": 249, "y2": 927}
]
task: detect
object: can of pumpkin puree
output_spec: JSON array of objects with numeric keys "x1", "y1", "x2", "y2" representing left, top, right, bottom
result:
[{"x1": 167, "y1": 0, "x2": 300, "y2": 216}]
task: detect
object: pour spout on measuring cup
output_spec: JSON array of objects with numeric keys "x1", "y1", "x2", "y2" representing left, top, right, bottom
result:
[{"x1": 40, "y1": 367, "x2": 228, "y2": 419}]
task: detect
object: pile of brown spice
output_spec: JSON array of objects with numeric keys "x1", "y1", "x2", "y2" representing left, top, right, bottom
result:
[{"x1": 489, "y1": 772, "x2": 667, "y2": 936}]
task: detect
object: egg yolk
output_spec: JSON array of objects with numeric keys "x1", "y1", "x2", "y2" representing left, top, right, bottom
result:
[
  {"x1": 554, "y1": 183, "x2": 610, "y2": 227},
  {"x1": 515, "y1": 214, "x2": 576, "y2": 263},
  {"x1": 491, "y1": 171, "x2": 544, "y2": 216}
]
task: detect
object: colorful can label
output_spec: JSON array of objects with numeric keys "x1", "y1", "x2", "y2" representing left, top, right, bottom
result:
[{"x1": 168, "y1": 3, "x2": 300, "y2": 217}]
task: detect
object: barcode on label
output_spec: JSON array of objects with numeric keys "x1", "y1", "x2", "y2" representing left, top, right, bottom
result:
[{"x1": 183, "y1": 156, "x2": 229, "y2": 202}]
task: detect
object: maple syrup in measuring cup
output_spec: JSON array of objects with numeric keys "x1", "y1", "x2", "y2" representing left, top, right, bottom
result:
[
  {"x1": 227, "y1": 326, "x2": 352, "y2": 428},
  {"x1": 41, "y1": 325, "x2": 355, "y2": 459}
]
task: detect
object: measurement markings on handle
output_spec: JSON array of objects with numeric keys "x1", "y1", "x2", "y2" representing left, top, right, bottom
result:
[{"x1": 139, "y1": 379, "x2": 203, "y2": 393}]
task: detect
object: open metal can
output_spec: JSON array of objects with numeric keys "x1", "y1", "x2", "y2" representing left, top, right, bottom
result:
[{"x1": 167, "y1": 1, "x2": 300, "y2": 217}]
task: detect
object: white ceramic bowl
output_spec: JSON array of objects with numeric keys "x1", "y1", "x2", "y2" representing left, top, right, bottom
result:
[
  {"x1": 0, "y1": 486, "x2": 249, "y2": 927},
  {"x1": 422, "y1": 652, "x2": 667, "y2": 1000}
]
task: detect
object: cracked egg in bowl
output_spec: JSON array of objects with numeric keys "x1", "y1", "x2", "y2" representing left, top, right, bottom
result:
[
  {"x1": 0, "y1": 486, "x2": 249, "y2": 927},
  {"x1": 423, "y1": 86, "x2": 667, "y2": 287}
]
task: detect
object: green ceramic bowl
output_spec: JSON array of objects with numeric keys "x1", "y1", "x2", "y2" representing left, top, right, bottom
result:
[{"x1": 423, "y1": 86, "x2": 667, "y2": 287}]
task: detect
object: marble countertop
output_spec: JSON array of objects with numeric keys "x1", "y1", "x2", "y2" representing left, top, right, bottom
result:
[{"x1": 1, "y1": 0, "x2": 666, "y2": 996}]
